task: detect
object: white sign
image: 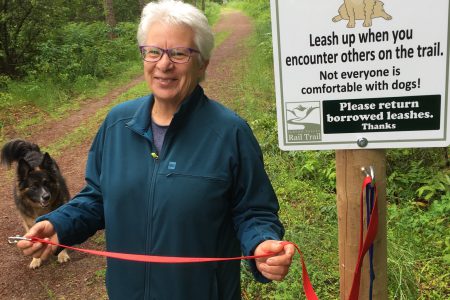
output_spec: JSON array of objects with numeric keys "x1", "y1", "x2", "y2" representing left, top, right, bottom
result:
[{"x1": 270, "y1": 0, "x2": 450, "y2": 150}]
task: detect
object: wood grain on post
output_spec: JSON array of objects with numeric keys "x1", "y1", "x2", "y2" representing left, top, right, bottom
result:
[{"x1": 335, "y1": 149, "x2": 388, "y2": 300}]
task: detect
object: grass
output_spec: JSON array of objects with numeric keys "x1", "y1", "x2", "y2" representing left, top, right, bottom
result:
[
  {"x1": 95, "y1": 269, "x2": 107, "y2": 281},
  {"x1": 41, "y1": 282, "x2": 56, "y2": 299},
  {"x1": 214, "y1": 30, "x2": 231, "y2": 48}
]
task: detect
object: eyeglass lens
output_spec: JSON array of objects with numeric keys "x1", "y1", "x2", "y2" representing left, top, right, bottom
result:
[{"x1": 141, "y1": 46, "x2": 192, "y2": 63}]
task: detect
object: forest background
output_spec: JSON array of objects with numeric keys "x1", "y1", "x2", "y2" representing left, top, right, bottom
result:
[{"x1": 0, "y1": 0, "x2": 448, "y2": 299}]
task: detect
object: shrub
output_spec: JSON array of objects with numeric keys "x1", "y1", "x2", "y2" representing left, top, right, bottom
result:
[{"x1": 33, "y1": 22, "x2": 139, "y2": 87}]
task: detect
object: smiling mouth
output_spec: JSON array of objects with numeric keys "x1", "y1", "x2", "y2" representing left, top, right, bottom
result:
[{"x1": 155, "y1": 77, "x2": 177, "y2": 84}]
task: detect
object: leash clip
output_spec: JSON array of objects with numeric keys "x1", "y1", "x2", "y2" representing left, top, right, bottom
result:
[
  {"x1": 8, "y1": 235, "x2": 32, "y2": 244},
  {"x1": 361, "y1": 166, "x2": 375, "y2": 183}
]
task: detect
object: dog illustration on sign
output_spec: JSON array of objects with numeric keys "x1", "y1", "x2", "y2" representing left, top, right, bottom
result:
[{"x1": 332, "y1": 0, "x2": 392, "y2": 28}]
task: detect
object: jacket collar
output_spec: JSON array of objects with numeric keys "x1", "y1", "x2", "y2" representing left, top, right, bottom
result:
[
  {"x1": 125, "y1": 95, "x2": 153, "y2": 136},
  {"x1": 172, "y1": 85, "x2": 205, "y2": 125},
  {"x1": 125, "y1": 85, "x2": 205, "y2": 135}
]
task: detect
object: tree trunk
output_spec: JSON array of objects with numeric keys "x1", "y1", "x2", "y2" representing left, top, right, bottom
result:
[
  {"x1": 201, "y1": 0, "x2": 205, "y2": 11},
  {"x1": 103, "y1": 0, "x2": 117, "y2": 39}
]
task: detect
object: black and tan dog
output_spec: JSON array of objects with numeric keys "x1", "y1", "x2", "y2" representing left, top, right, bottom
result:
[{"x1": 1, "y1": 139, "x2": 71, "y2": 269}]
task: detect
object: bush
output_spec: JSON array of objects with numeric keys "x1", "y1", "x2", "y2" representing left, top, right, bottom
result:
[
  {"x1": 205, "y1": 1, "x2": 222, "y2": 25},
  {"x1": 33, "y1": 22, "x2": 139, "y2": 87}
]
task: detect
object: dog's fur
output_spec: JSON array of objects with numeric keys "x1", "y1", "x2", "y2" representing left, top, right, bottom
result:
[
  {"x1": 1, "y1": 139, "x2": 71, "y2": 269},
  {"x1": 333, "y1": 0, "x2": 392, "y2": 28}
]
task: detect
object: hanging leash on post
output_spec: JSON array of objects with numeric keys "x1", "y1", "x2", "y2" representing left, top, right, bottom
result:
[
  {"x1": 365, "y1": 168, "x2": 376, "y2": 300},
  {"x1": 348, "y1": 166, "x2": 379, "y2": 300}
]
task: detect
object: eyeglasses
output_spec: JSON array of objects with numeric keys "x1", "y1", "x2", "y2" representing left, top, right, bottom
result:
[{"x1": 139, "y1": 46, "x2": 200, "y2": 64}]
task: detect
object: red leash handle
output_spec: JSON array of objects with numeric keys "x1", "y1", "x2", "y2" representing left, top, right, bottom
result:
[{"x1": 29, "y1": 238, "x2": 318, "y2": 299}]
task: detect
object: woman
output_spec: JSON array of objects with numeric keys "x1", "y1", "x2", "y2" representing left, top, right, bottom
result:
[{"x1": 18, "y1": 1, "x2": 294, "y2": 299}]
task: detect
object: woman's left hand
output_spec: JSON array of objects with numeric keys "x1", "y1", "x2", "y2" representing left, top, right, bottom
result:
[{"x1": 254, "y1": 240, "x2": 295, "y2": 281}]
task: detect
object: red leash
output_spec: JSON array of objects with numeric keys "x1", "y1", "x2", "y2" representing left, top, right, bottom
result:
[
  {"x1": 27, "y1": 237, "x2": 319, "y2": 300},
  {"x1": 11, "y1": 175, "x2": 378, "y2": 300},
  {"x1": 348, "y1": 176, "x2": 379, "y2": 300}
]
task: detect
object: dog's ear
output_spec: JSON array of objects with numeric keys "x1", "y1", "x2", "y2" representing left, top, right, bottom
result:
[
  {"x1": 40, "y1": 152, "x2": 56, "y2": 172},
  {"x1": 18, "y1": 159, "x2": 32, "y2": 180}
]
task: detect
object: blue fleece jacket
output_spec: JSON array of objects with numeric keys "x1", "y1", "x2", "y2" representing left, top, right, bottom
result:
[{"x1": 39, "y1": 85, "x2": 284, "y2": 299}]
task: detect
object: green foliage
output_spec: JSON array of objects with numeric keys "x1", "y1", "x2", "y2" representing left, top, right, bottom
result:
[
  {"x1": 49, "y1": 0, "x2": 141, "y2": 24},
  {"x1": 387, "y1": 198, "x2": 450, "y2": 299},
  {"x1": 7, "y1": 78, "x2": 69, "y2": 111},
  {"x1": 387, "y1": 148, "x2": 450, "y2": 204},
  {"x1": 0, "y1": 0, "x2": 142, "y2": 79},
  {"x1": 416, "y1": 171, "x2": 450, "y2": 201},
  {"x1": 205, "y1": 1, "x2": 222, "y2": 25},
  {"x1": 1, "y1": 21, "x2": 140, "y2": 114},
  {"x1": 112, "y1": 0, "x2": 142, "y2": 22},
  {"x1": 34, "y1": 22, "x2": 139, "y2": 84},
  {"x1": 61, "y1": 0, "x2": 104, "y2": 23},
  {"x1": 253, "y1": 126, "x2": 336, "y2": 195},
  {"x1": 0, "y1": 0, "x2": 65, "y2": 76}
]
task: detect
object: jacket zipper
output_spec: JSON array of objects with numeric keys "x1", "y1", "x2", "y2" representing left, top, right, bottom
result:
[
  {"x1": 127, "y1": 126, "x2": 159, "y2": 300},
  {"x1": 144, "y1": 137, "x2": 160, "y2": 300},
  {"x1": 128, "y1": 119, "x2": 172, "y2": 299},
  {"x1": 145, "y1": 122, "x2": 173, "y2": 299}
]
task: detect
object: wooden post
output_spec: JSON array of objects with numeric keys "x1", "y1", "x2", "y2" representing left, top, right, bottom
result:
[{"x1": 336, "y1": 149, "x2": 388, "y2": 300}]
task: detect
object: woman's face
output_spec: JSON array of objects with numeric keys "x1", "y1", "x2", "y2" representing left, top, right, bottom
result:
[{"x1": 143, "y1": 22, "x2": 208, "y2": 104}]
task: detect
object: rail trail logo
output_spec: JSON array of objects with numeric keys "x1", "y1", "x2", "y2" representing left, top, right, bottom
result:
[
  {"x1": 286, "y1": 102, "x2": 321, "y2": 142},
  {"x1": 332, "y1": 0, "x2": 392, "y2": 28}
]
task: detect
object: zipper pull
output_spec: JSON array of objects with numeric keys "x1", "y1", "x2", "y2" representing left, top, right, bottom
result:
[{"x1": 151, "y1": 152, "x2": 159, "y2": 160}]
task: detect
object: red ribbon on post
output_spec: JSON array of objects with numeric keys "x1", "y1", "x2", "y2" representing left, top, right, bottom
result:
[{"x1": 28, "y1": 237, "x2": 319, "y2": 300}]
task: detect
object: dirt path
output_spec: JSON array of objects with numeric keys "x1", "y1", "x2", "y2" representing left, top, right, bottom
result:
[{"x1": 0, "y1": 10, "x2": 253, "y2": 299}]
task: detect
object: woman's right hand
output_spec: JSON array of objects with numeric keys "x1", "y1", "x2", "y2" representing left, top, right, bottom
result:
[{"x1": 17, "y1": 220, "x2": 59, "y2": 261}]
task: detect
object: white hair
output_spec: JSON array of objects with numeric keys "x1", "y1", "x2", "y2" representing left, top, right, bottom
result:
[{"x1": 137, "y1": 0, "x2": 214, "y2": 62}]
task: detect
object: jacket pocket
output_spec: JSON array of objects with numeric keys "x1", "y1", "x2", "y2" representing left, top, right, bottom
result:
[
  {"x1": 154, "y1": 171, "x2": 230, "y2": 224},
  {"x1": 166, "y1": 172, "x2": 227, "y2": 183}
]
